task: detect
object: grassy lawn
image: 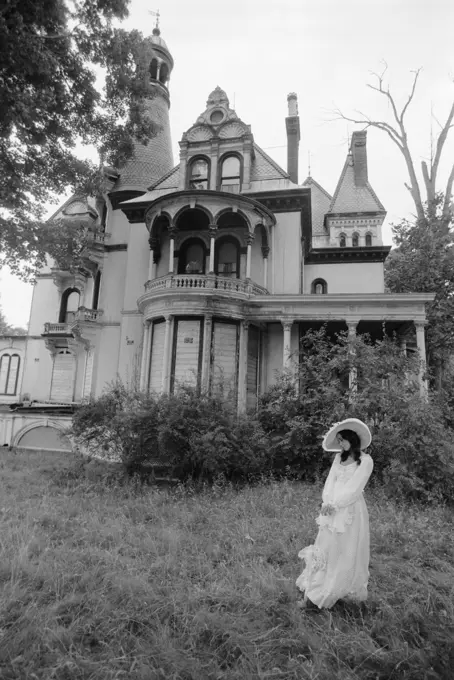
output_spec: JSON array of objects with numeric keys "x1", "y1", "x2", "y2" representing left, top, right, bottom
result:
[{"x1": 0, "y1": 449, "x2": 453, "y2": 679}]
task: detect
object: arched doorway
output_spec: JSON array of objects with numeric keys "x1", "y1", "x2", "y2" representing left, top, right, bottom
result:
[{"x1": 177, "y1": 238, "x2": 207, "y2": 274}]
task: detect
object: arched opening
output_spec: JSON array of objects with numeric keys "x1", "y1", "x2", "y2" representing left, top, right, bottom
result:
[
  {"x1": 188, "y1": 157, "x2": 209, "y2": 190},
  {"x1": 0, "y1": 353, "x2": 20, "y2": 395},
  {"x1": 178, "y1": 238, "x2": 207, "y2": 274},
  {"x1": 365, "y1": 233, "x2": 372, "y2": 246},
  {"x1": 217, "y1": 211, "x2": 248, "y2": 231},
  {"x1": 17, "y1": 425, "x2": 72, "y2": 452},
  {"x1": 215, "y1": 236, "x2": 241, "y2": 278},
  {"x1": 59, "y1": 288, "x2": 80, "y2": 323},
  {"x1": 92, "y1": 271, "x2": 101, "y2": 310},
  {"x1": 339, "y1": 233, "x2": 346, "y2": 248},
  {"x1": 159, "y1": 62, "x2": 169, "y2": 85},
  {"x1": 311, "y1": 278, "x2": 328, "y2": 294},
  {"x1": 175, "y1": 207, "x2": 210, "y2": 233},
  {"x1": 219, "y1": 155, "x2": 241, "y2": 192},
  {"x1": 150, "y1": 58, "x2": 158, "y2": 80},
  {"x1": 352, "y1": 232, "x2": 359, "y2": 247}
]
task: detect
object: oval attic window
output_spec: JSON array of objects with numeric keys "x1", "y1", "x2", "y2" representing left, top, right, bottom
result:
[{"x1": 210, "y1": 110, "x2": 224, "y2": 124}]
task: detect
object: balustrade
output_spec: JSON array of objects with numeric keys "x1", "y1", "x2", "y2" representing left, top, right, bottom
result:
[{"x1": 144, "y1": 274, "x2": 268, "y2": 296}]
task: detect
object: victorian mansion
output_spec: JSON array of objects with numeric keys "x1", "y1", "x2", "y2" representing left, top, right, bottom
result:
[{"x1": 0, "y1": 26, "x2": 432, "y2": 452}]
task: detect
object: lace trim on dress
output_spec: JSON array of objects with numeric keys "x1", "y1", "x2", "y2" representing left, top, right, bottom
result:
[{"x1": 316, "y1": 504, "x2": 355, "y2": 533}]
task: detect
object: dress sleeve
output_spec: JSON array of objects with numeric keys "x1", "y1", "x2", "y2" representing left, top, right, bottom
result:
[
  {"x1": 332, "y1": 454, "x2": 374, "y2": 508},
  {"x1": 322, "y1": 454, "x2": 339, "y2": 504}
]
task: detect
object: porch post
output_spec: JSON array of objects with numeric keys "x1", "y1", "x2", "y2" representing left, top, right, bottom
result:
[
  {"x1": 262, "y1": 246, "x2": 269, "y2": 289},
  {"x1": 208, "y1": 224, "x2": 217, "y2": 274},
  {"x1": 281, "y1": 319, "x2": 293, "y2": 370},
  {"x1": 346, "y1": 320, "x2": 358, "y2": 392},
  {"x1": 201, "y1": 314, "x2": 213, "y2": 390},
  {"x1": 161, "y1": 314, "x2": 173, "y2": 393},
  {"x1": 246, "y1": 234, "x2": 254, "y2": 280},
  {"x1": 238, "y1": 320, "x2": 249, "y2": 412},
  {"x1": 139, "y1": 320, "x2": 151, "y2": 391},
  {"x1": 260, "y1": 325, "x2": 268, "y2": 395},
  {"x1": 148, "y1": 237, "x2": 158, "y2": 280},
  {"x1": 168, "y1": 228, "x2": 176, "y2": 273},
  {"x1": 415, "y1": 321, "x2": 428, "y2": 399}
]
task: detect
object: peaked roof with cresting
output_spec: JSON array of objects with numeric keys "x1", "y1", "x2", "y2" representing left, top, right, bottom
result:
[
  {"x1": 301, "y1": 176, "x2": 332, "y2": 235},
  {"x1": 328, "y1": 155, "x2": 386, "y2": 214}
]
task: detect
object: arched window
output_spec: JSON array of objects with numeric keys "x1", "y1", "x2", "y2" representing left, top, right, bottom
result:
[
  {"x1": 352, "y1": 233, "x2": 359, "y2": 247},
  {"x1": 0, "y1": 353, "x2": 20, "y2": 395},
  {"x1": 215, "y1": 237, "x2": 240, "y2": 278},
  {"x1": 365, "y1": 233, "x2": 372, "y2": 246},
  {"x1": 92, "y1": 271, "x2": 101, "y2": 310},
  {"x1": 311, "y1": 279, "x2": 327, "y2": 294},
  {"x1": 150, "y1": 59, "x2": 158, "y2": 80},
  {"x1": 159, "y1": 62, "x2": 169, "y2": 85},
  {"x1": 59, "y1": 288, "x2": 80, "y2": 323},
  {"x1": 178, "y1": 238, "x2": 206, "y2": 274},
  {"x1": 339, "y1": 233, "x2": 346, "y2": 248},
  {"x1": 220, "y1": 155, "x2": 241, "y2": 192},
  {"x1": 188, "y1": 158, "x2": 209, "y2": 190}
]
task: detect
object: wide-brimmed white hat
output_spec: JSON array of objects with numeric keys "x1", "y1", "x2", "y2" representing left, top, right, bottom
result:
[{"x1": 322, "y1": 418, "x2": 372, "y2": 452}]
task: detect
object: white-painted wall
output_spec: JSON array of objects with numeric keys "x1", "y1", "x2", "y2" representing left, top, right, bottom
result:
[
  {"x1": 304, "y1": 262, "x2": 384, "y2": 294},
  {"x1": 271, "y1": 212, "x2": 301, "y2": 294}
]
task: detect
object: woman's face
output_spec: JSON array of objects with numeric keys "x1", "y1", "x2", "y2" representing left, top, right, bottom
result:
[{"x1": 336, "y1": 434, "x2": 351, "y2": 451}]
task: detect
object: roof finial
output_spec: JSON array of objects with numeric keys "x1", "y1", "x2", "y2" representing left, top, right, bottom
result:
[
  {"x1": 149, "y1": 8, "x2": 160, "y2": 33},
  {"x1": 308, "y1": 150, "x2": 311, "y2": 177}
]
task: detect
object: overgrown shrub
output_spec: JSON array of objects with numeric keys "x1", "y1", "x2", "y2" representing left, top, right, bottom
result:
[
  {"x1": 258, "y1": 327, "x2": 454, "y2": 503},
  {"x1": 71, "y1": 383, "x2": 270, "y2": 484}
]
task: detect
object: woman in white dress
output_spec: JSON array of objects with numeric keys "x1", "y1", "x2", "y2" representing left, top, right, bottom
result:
[{"x1": 296, "y1": 418, "x2": 374, "y2": 609}]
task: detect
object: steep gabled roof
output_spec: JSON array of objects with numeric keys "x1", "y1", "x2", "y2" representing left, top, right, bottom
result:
[
  {"x1": 328, "y1": 155, "x2": 385, "y2": 214},
  {"x1": 301, "y1": 176, "x2": 332, "y2": 235},
  {"x1": 251, "y1": 144, "x2": 289, "y2": 181}
]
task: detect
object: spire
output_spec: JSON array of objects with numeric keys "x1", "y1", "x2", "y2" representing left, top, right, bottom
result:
[{"x1": 110, "y1": 22, "x2": 174, "y2": 195}]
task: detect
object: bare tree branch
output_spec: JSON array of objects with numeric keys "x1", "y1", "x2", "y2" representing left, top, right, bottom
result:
[
  {"x1": 400, "y1": 68, "x2": 422, "y2": 123},
  {"x1": 442, "y1": 162, "x2": 454, "y2": 226}
]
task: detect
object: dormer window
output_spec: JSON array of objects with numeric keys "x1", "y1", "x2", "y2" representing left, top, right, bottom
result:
[
  {"x1": 220, "y1": 155, "x2": 241, "y2": 193},
  {"x1": 311, "y1": 279, "x2": 327, "y2": 294},
  {"x1": 189, "y1": 158, "x2": 209, "y2": 190}
]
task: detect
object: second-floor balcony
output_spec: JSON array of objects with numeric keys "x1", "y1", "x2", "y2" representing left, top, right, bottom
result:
[
  {"x1": 43, "y1": 308, "x2": 104, "y2": 336},
  {"x1": 144, "y1": 273, "x2": 268, "y2": 299}
]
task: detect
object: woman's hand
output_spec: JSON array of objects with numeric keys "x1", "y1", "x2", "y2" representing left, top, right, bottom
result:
[{"x1": 320, "y1": 503, "x2": 336, "y2": 516}]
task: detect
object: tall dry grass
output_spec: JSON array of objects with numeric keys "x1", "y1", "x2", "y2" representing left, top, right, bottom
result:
[{"x1": 0, "y1": 449, "x2": 453, "y2": 679}]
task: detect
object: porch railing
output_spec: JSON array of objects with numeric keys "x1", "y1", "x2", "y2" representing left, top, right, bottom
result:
[{"x1": 144, "y1": 274, "x2": 268, "y2": 296}]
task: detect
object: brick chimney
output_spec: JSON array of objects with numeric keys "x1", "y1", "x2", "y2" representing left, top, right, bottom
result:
[
  {"x1": 285, "y1": 93, "x2": 300, "y2": 184},
  {"x1": 351, "y1": 130, "x2": 368, "y2": 186}
]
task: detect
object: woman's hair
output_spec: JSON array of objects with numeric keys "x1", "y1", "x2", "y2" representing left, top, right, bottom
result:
[{"x1": 338, "y1": 429, "x2": 362, "y2": 465}]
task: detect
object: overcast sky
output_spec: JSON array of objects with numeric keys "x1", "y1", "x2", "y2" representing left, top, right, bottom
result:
[{"x1": 1, "y1": 0, "x2": 453, "y2": 327}]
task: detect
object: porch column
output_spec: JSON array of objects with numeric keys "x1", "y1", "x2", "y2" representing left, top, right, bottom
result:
[
  {"x1": 262, "y1": 246, "x2": 269, "y2": 289},
  {"x1": 148, "y1": 237, "x2": 158, "y2": 280},
  {"x1": 238, "y1": 320, "x2": 249, "y2": 412},
  {"x1": 347, "y1": 320, "x2": 358, "y2": 392},
  {"x1": 415, "y1": 321, "x2": 428, "y2": 399},
  {"x1": 208, "y1": 224, "x2": 217, "y2": 274},
  {"x1": 260, "y1": 325, "x2": 268, "y2": 395},
  {"x1": 281, "y1": 319, "x2": 293, "y2": 369},
  {"x1": 161, "y1": 314, "x2": 173, "y2": 393},
  {"x1": 139, "y1": 320, "x2": 151, "y2": 391},
  {"x1": 246, "y1": 234, "x2": 254, "y2": 280},
  {"x1": 168, "y1": 228, "x2": 176, "y2": 273},
  {"x1": 201, "y1": 314, "x2": 213, "y2": 391}
]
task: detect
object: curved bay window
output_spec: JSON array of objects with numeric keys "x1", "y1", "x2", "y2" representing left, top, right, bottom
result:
[
  {"x1": 352, "y1": 232, "x2": 359, "y2": 247},
  {"x1": 311, "y1": 279, "x2": 328, "y2": 294},
  {"x1": 365, "y1": 233, "x2": 372, "y2": 246},
  {"x1": 215, "y1": 237, "x2": 240, "y2": 278},
  {"x1": 339, "y1": 233, "x2": 346, "y2": 248},
  {"x1": 189, "y1": 158, "x2": 209, "y2": 190},
  {"x1": 219, "y1": 155, "x2": 241, "y2": 193},
  {"x1": 178, "y1": 238, "x2": 206, "y2": 274},
  {"x1": 59, "y1": 288, "x2": 80, "y2": 323},
  {"x1": 150, "y1": 58, "x2": 158, "y2": 80}
]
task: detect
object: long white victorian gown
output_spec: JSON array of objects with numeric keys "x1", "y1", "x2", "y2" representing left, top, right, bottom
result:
[{"x1": 296, "y1": 452, "x2": 374, "y2": 609}]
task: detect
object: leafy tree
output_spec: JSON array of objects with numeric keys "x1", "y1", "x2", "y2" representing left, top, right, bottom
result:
[
  {"x1": 334, "y1": 64, "x2": 454, "y2": 228},
  {"x1": 385, "y1": 204, "x2": 454, "y2": 379},
  {"x1": 1, "y1": 0, "x2": 162, "y2": 278}
]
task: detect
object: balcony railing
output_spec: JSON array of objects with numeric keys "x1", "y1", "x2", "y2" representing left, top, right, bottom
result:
[
  {"x1": 144, "y1": 274, "x2": 268, "y2": 297},
  {"x1": 43, "y1": 309, "x2": 103, "y2": 335}
]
